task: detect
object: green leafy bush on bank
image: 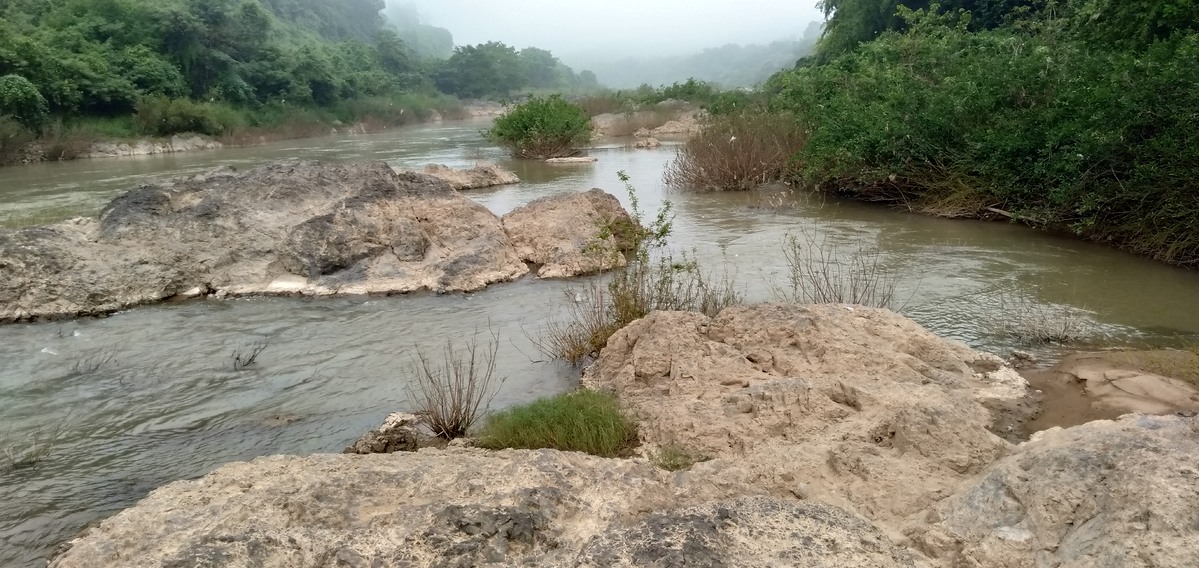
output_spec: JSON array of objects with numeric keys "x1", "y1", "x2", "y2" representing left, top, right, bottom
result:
[
  {"x1": 485, "y1": 95, "x2": 592, "y2": 159},
  {"x1": 766, "y1": 11, "x2": 1199, "y2": 265}
]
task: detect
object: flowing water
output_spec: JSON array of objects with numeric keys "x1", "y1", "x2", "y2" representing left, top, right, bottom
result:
[{"x1": 1, "y1": 119, "x2": 1198, "y2": 566}]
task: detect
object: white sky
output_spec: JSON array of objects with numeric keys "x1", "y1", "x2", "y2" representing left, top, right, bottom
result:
[{"x1": 398, "y1": 1, "x2": 824, "y2": 59}]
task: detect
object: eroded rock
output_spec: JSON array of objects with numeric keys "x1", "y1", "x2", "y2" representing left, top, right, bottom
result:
[
  {"x1": 49, "y1": 449, "x2": 915, "y2": 568},
  {"x1": 584, "y1": 304, "x2": 1029, "y2": 528},
  {"x1": 502, "y1": 188, "x2": 637, "y2": 278},
  {"x1": 420, "y1": 163, "x2": 520, "y2": 190},
  {"x1": 909, "y1": 414, "x2": 1199, "y2": 567},
  {"x1": 343, "y1": 412, "x2": 425, "y2": 454},
  {"x1": 0, "y1": 161, "x2": 631, "y2": 322}
]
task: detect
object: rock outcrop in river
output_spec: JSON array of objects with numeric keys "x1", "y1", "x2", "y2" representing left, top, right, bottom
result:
[
  {"x1": 0, "y1": 160, "x2": 635, "y2": 322},
  {"x1": 419, "y1": 162, "x2": 519, "y2": 190},
  {"x1": 49, "y1": 304, "x2": 1198, "y2": 567}
]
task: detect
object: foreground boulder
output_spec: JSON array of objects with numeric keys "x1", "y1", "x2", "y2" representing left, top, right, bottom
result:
[
  {"x1": 584, "y1": 304, "x2": 1029, "y2": 530},
  {"x1": 50, "y1": 449, "x2": 915, "y2": 567},
  {"x1": 0, "y1": 161, "x2": 632, "y2": 322},
  {"x1": 910, "y1": 414, "x2": 1199, "y2": 567},
  {"x1": 502, "y1": 188, "x2": 636, "y2": 278},
  {"x1": 419, "y1": 162, "x2": 519, "y2": 190}
]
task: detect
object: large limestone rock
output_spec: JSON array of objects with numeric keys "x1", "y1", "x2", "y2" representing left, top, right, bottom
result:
[
  {"x1": 502, "y1": 188, "x2": 636, "y2": 278},
  {"x1": 50, "y1": 449, "x2": 915, "y2": 568},
  {"x1": 419, "y1": 163, "x2": 519, "y2": 190},
  {"x1": 0, "y1": 161, "x2": 632, "y2": 322},
  {"x1": 584, "y1": 304, "x2": 1029, "y2": 529},
  {"x1": 910, "y1": 413, "x2": 1199, "y2": 567}
]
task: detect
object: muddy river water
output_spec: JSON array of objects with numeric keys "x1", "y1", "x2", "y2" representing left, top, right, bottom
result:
[{"x1": 1, "y1": 119, "x2": 1197, "y2": 566}]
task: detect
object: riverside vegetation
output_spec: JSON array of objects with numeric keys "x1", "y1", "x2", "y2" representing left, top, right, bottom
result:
[
  {"x1": 0, "y1": 0, "x2": 599, "y2": 164},
  {"x1": 665, "y1": 1, "x2": 1199, "y2": 267}
]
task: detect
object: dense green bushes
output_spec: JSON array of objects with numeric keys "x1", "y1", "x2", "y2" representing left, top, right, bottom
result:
[
  {"x1": 764, "y1": 10, "x2": 1199, "y2": 265},
  {"x1": 475, "y1": 390, "x2": 637, "y2": 457},
  {"x1": 485, "y1": 95, "x2": 592, "y2": 159},
  {"x1": 0, "y1": 75, "x2": 49, "y2": 130}
]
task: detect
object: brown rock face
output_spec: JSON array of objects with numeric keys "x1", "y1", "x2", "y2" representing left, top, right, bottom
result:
[
  {"x1": 502, "y1": 188, "x2": 637, "y2": 278},
  {"x1": 0, "y1": 161, "x2": 633, "y2": 322},
  {"x1": 420, "y1": 163, "x2": 520, "y2": 190}
]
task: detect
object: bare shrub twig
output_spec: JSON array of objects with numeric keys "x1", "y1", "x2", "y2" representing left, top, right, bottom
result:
[{"x1": 406, "y1": 329, "x2": 507, "y2": 439}]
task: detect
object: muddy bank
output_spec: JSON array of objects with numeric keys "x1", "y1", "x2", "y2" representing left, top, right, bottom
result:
[
  {"x1": 1021, "y1": 349, "x2": 1199, "y2": 433},
  {"x1": 0, "y1": 160, "x2": 633, "y2": 322}
]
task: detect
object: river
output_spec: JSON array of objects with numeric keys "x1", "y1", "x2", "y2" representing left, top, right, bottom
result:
[{"x1": 1, "y1": 119, "x2": 1197, "y2": 566}]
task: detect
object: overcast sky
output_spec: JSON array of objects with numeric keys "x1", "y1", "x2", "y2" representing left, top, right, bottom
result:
[{"x1": 397, "y1": 1, "x2": 824, "y2": 60}]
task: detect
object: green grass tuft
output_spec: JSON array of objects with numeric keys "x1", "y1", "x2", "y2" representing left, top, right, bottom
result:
[{"x1": 475, "y1": 390, "x2": 638, "y2": 457}]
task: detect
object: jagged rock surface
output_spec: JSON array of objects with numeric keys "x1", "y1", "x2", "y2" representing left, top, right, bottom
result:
[
  {"x1": 49, "y1": 449, "x2": 915, "y2": 568},
  {"x1": 0, "y1": 161, "x2": 630, "y2": 322},
  {"x1": 909, "y1": 414, "x2": 1199, "y2": 567},
  {"x1": 419, "y1": 163, "x2": 519, "y2": 190},
  {"x1": 502, "y1": 188, "x2": 636, "y2": 278}
]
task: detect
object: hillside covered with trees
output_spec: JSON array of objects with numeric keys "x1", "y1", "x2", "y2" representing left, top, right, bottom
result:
[{"x1": 0, "y1": 0, "x2": 594, "y2": 158}]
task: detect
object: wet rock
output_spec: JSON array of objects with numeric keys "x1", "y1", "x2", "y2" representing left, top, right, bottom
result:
[
  {"x1": 545, "y1": 156, "x2": 597, "y2": 164},
  {"x1": 632, "y1": 137, "x2": 661, "y2": 149},
  {"x1": 1008, "y1": 350, "x2": 1037, "y2": 369},
  {"x1": 633, "y1": 127, "x2": 652, "y2": 138},
  {"x1": 502, "y1": 188, "x2": 637, "y2": 278},
  {"x1": 343, "y1": 412, "x2": 425, "y2": 454},
  {"x1": 0, "y1": 160, "x2": 633, "y2": 322},
  {"x1": 419, "y1": 163, "x2": 520, "y2": 190},
  {"x1": 910, "y1": 414, "x2": 1199, "y2": 567}
]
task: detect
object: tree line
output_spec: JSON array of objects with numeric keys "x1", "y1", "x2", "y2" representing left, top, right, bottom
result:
[{"x1": 0, "y1": 0, "x2": 596, "y2": 138}]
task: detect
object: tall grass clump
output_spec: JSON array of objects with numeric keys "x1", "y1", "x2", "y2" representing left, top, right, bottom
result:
[
  {"x1": 664, "y1": 110, "x2": 807, "y2": 191},
  {"x1": 475, "y1": 390, "x2": 637, "y2": 457},
  {"x1": 537, "y1": 171, "x2": 743, "y2": 364},
  {"x1": 773, "y1": 229, "x2": 900, "y2": 308},
  {"x1": 406, "y1": 331, "x2": 506, "y2": 439},
  {"x1": 485, "y1": 94, "x2": 593, "y2": 159}
]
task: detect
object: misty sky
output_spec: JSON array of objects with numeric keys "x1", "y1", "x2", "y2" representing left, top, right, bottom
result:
[{"x1": 398, "y1": 1, "x2": 824, "y2": 60}]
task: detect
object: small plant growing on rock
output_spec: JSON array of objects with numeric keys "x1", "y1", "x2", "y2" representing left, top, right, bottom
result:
[
  {"x1": 649, "y1": 445, "x2": 710, "y2": 471},
  {"x1": 484, "y1": 94, "x2": 593, "y2": 159},
  {"x1": 475, "y1": 390, "x2": 637, "y2": 457},
  {"x1": 407, "y1": 330, "x2": 506, "y2": 439}
]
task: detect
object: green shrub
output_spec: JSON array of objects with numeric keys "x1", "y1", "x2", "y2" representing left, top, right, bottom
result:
[
  {"x1": 133, "y1": 96, "x2": 242, "y2": 137},
  {"x1": 0, "y1": 75, "x2": 50, "y2": 131},
  {"x1": 485, "y1": 94, "x2": 592, "y2": 159},
  {"x1": 475, "y1": 390, "x2": 637, "y2": 457},
  {"x1": 767, "y1": 17, "x2": 1199, "y2": 265}
]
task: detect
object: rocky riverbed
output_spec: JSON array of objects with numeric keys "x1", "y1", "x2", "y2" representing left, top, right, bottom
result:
[
  {"x1": 47, "y1": 304, "x2": 1199, "y2": 567},
  {"x1": 0, "y1": 160, "x2": 632, "y2": 322}
]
